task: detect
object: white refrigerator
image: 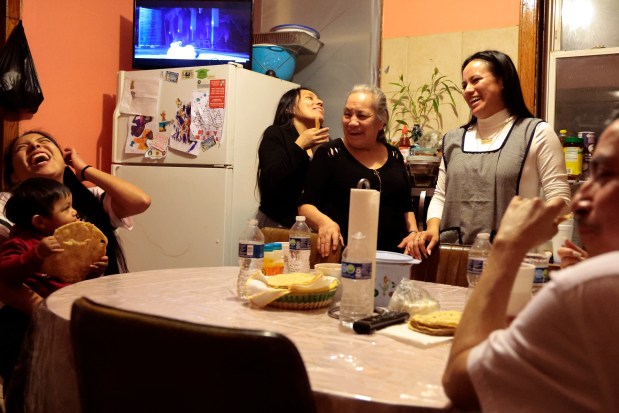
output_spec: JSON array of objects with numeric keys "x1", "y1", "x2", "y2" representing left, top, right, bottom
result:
[{"x1": 112, "y1": 63, "x2": 298, "y2": 271}]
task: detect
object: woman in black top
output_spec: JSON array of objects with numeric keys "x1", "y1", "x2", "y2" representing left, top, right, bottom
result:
[
  {"x1": 256, "y1": 87, "x2": 330, "y2": 228},
  {"x1": 299, "y1": 84, "x2": 420, "y2": 256}
]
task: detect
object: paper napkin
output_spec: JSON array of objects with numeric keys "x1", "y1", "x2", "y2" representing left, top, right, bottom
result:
[{"x1": 377, "y1": 323, "x2": 454, "y2": 348}]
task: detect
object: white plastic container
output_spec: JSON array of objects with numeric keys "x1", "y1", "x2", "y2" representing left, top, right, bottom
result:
[{"x1": 374, "y1": 251, "x2": 419, "y2": 308}]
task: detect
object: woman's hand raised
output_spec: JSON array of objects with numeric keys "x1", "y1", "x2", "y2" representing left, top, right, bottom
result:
[{"x1": 296, "y1": 127, "x2": 330, "y2": 151}]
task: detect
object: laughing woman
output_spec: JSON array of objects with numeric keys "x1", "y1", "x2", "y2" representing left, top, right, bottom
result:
[
  {"x1": 0, "y1": 130, "x2": 150, "y2": 390},
  {"x1": 411, "y1": 50, "x2": 570, "y2": 259},
  {"x1": 256, "y1": 87, "x2": 330, "y2": 228},
  {"x1": 299, "y1": 84, "x2": 419, "y2": 257}
]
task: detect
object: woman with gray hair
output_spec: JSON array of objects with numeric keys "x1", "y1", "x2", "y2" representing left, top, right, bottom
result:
[{"x1": 299, "y1": 84, "x2": 419, "y2": 257}]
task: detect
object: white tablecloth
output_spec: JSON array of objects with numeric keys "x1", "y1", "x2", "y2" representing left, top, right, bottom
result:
[{"x1": 25, "y1": 267, "x2": 467, "y2": 413}]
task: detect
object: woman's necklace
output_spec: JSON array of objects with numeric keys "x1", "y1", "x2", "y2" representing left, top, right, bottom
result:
[
  {"x1": 477, "y1": 129, "x2": 500, "y2": 145},
  {"x1": 475, "y1": 116, "x2": 515, "y2": 149}
]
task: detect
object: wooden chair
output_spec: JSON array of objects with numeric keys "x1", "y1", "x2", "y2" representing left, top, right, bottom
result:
[
  {"x1": 70, "y1": 297, "x2": 317, "y2": 413},
  {"x1": 261, "y1": 227, "x2": 342, "y2": 269},
  {"x1": 412, "y1": 243, "x2": 470, "y2": 287}
]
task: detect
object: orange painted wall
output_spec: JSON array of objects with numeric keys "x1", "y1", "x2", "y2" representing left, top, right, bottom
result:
[
  {"x1": 17, "y1": 0, "x2": 520, "y2": 171},
  {"x1": 20, "y1": 0, "x2": 134, "y2": 172},
  {"x1": 383, "y1": 0, "x2": 521, "y2": 38}
]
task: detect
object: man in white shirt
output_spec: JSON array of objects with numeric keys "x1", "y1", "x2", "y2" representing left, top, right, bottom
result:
[{"x1": 442, "y1": 117, "x2": 619, "y2": 412}]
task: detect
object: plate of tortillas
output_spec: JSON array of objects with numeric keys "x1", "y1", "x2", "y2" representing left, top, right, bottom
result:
[
  {"x1": 41, "y1": 221, "x2": 108, "y2": 283},
  {"x1": 378, "y1": 310, "x2": 463, "y2": 347},
  {"x1": 408, "y1": 310, "x2": 462, "y2": 336}
]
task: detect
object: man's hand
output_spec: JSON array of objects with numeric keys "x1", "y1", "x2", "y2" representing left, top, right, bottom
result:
[{"x1": 493, "y1": 196, "x2": 567, "y2": 255}]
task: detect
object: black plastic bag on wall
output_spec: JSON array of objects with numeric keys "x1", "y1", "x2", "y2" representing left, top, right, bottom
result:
[{"x1": 0, "y1": 20, "x2": 44, "y2": 113}]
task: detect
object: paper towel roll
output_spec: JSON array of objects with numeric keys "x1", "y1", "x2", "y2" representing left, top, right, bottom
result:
[{"x1": 348, "y1": 188, "x2": 380, "y2": 312}]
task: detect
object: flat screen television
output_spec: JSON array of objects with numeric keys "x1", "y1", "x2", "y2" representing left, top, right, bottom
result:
[{"x1": 133, "y1": 0, "x2": 253, "y2": 70}]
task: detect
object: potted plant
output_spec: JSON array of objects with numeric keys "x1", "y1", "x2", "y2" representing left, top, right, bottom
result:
[{"x1": 387, "y1": 67, "x2": 462, "y2": 151}]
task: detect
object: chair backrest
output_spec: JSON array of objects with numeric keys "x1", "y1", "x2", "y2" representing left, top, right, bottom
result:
[
  {"x1": 261, "y1": 227, "x2": 342, "y2": 269},
  {"x1": 70, "y1": 297, "x2": 317, "y2": 413},
  {"x1": 435, "y1": 244, "x2": 470, "y2": 287},
  {"x1": 412, "y1": 243, "x2": 470, "y2": 287}
]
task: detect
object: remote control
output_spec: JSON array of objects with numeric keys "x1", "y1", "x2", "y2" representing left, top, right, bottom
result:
[{"x1": 353, "y1": 311, "x2": 410, "y2": 334}]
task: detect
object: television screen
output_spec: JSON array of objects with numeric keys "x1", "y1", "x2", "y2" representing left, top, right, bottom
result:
[{"x1": 133, "y1": 0, "x2": 253, "y2": 70}]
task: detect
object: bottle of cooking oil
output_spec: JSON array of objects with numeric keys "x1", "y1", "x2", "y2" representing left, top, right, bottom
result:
[{"x1": 563, "y1": 136, "x2": 583, "y2": 181}]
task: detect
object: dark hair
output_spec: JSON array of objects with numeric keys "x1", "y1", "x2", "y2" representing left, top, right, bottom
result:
[
  {"x1": 5, "y1": 178, "x2": 72, "y2": 231},
  {"x1": 3, "y1": 130, "x2": 128, "y2": 274},
  {"x1": 461, "y1": 50, "x2": 534, "y2": 128},
  {"x1": 272, "y1": 87, "x2": 316, "y2": 127},
  {"x1": 256, "y1": 87, "x2": 317, "y2": 204}
]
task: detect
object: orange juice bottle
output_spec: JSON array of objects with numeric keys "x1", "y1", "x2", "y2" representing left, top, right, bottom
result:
[
  {"x1": 263, "y1": 243, "x2": 275, "y2": 275},
  {"x1": 272, "y1": 243, "x2": 285, "y2": 275}
]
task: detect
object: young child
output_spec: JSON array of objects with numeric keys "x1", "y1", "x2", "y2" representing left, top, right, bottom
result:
[{"x1": 0, "y1": 177, "x2": 107, "y2": 389}]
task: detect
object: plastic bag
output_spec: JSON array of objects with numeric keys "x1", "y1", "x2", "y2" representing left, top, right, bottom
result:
[
  {"x1": 0, "y1": 21, "x2": 44, "y2": 113},
  {"x1": 388, "y1": 279, "x2": 440, "y2": 316}
]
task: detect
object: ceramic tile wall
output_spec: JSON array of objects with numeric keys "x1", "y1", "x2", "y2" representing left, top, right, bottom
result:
[{"x1": 381, "y1": 26, "x2": 519, "y2": 135}]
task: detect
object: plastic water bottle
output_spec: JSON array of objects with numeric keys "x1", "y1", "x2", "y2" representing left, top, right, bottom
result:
[
  {"x1": 289, "y1": 216, "x2": 311, "y2": 273},
  {"x1": 237, "y1": 219, "x2": 264, "y2": 300},
  {"x1": 466, "y1": 233, "x2": 492, "y2": 292},
  {"x1": 280, "y1": 242, "x2": 290, "y2": 273},
  {"x1": 524, "y1": 247, "x2": 550, "y2": 295},
  {"x1": 339, "y1": 232, "x2": 374, "y2": 327}
]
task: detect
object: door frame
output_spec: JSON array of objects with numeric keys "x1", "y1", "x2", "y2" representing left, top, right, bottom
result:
[
  {"x1": 518, "y1": 0, "x2": 545, "y2": 116},
  {"x1": 1, "y1": 0, "x2": 21, "y2": 189}
]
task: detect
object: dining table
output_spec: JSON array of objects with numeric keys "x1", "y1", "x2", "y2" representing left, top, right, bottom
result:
[{"x1": 23, "y1": 266, "x2": 468, "y2": 413}]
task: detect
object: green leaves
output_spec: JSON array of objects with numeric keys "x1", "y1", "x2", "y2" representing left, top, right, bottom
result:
[{"x1": 387, "y1": 67, "x2": 462, "y2": 145}]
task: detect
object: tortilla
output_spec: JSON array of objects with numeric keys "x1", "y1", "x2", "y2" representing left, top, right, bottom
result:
[
  {"x1": 265, "y1": 272, "x2": 323, "y2": 290},
  {"x1": 41, "y1": 221, "x2": 108, "y2": 283},
  {"x1": 408, "y1": 310, "x2": 462, "y2": 336}
]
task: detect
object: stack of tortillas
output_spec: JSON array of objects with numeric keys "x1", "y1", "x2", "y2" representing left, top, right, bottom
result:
[
  {"x1": 41, "y1": 221, "x2": 108, "y2": 283},
  {"x1": 264, "y1": 272, "x2": 325, "y2": 291},
  {"x1": 408, "y1": 310, "x2": 462, "y2": 336}
]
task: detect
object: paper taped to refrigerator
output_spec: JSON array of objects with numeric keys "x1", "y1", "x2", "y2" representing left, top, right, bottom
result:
[
  {"x1": 125, "y1": 115, "x2": 155, "y2": 154},
  {"x1": 169, "y1": 98, "x2": 199, "y2": 155},
  {"x1": 191, "y1": 88, "x2": 225, "y2": 150},
  {"x1": 119, "y1": 78, "x2": 160, "y2": 117}
]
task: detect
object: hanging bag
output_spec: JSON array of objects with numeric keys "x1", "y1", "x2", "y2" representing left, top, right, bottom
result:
[{"x1": 0, "y1": 20, "x2": 44, "y2": 113}]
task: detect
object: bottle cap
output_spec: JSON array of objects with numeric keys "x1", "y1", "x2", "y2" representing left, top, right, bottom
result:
[
  {"x1": 559, "y1": 129, "x2": 567, "y2": 134},
  {"x1": 296, "y1": 215, "x2": 306, "y2": 221},
  {"x1": 264, "y1": 244, "x2": 274, "y2": 252},
  {"x1": 477, "y1": 233, "x2": 490, "y2": 239},
  {"x1": 564, "y1": 136, "x2": 583, "y2": 144}
]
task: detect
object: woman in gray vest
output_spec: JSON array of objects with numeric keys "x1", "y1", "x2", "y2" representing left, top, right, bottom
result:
[{"x1": 411, "y1": 50, "x2": 570, "y2": 259}]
